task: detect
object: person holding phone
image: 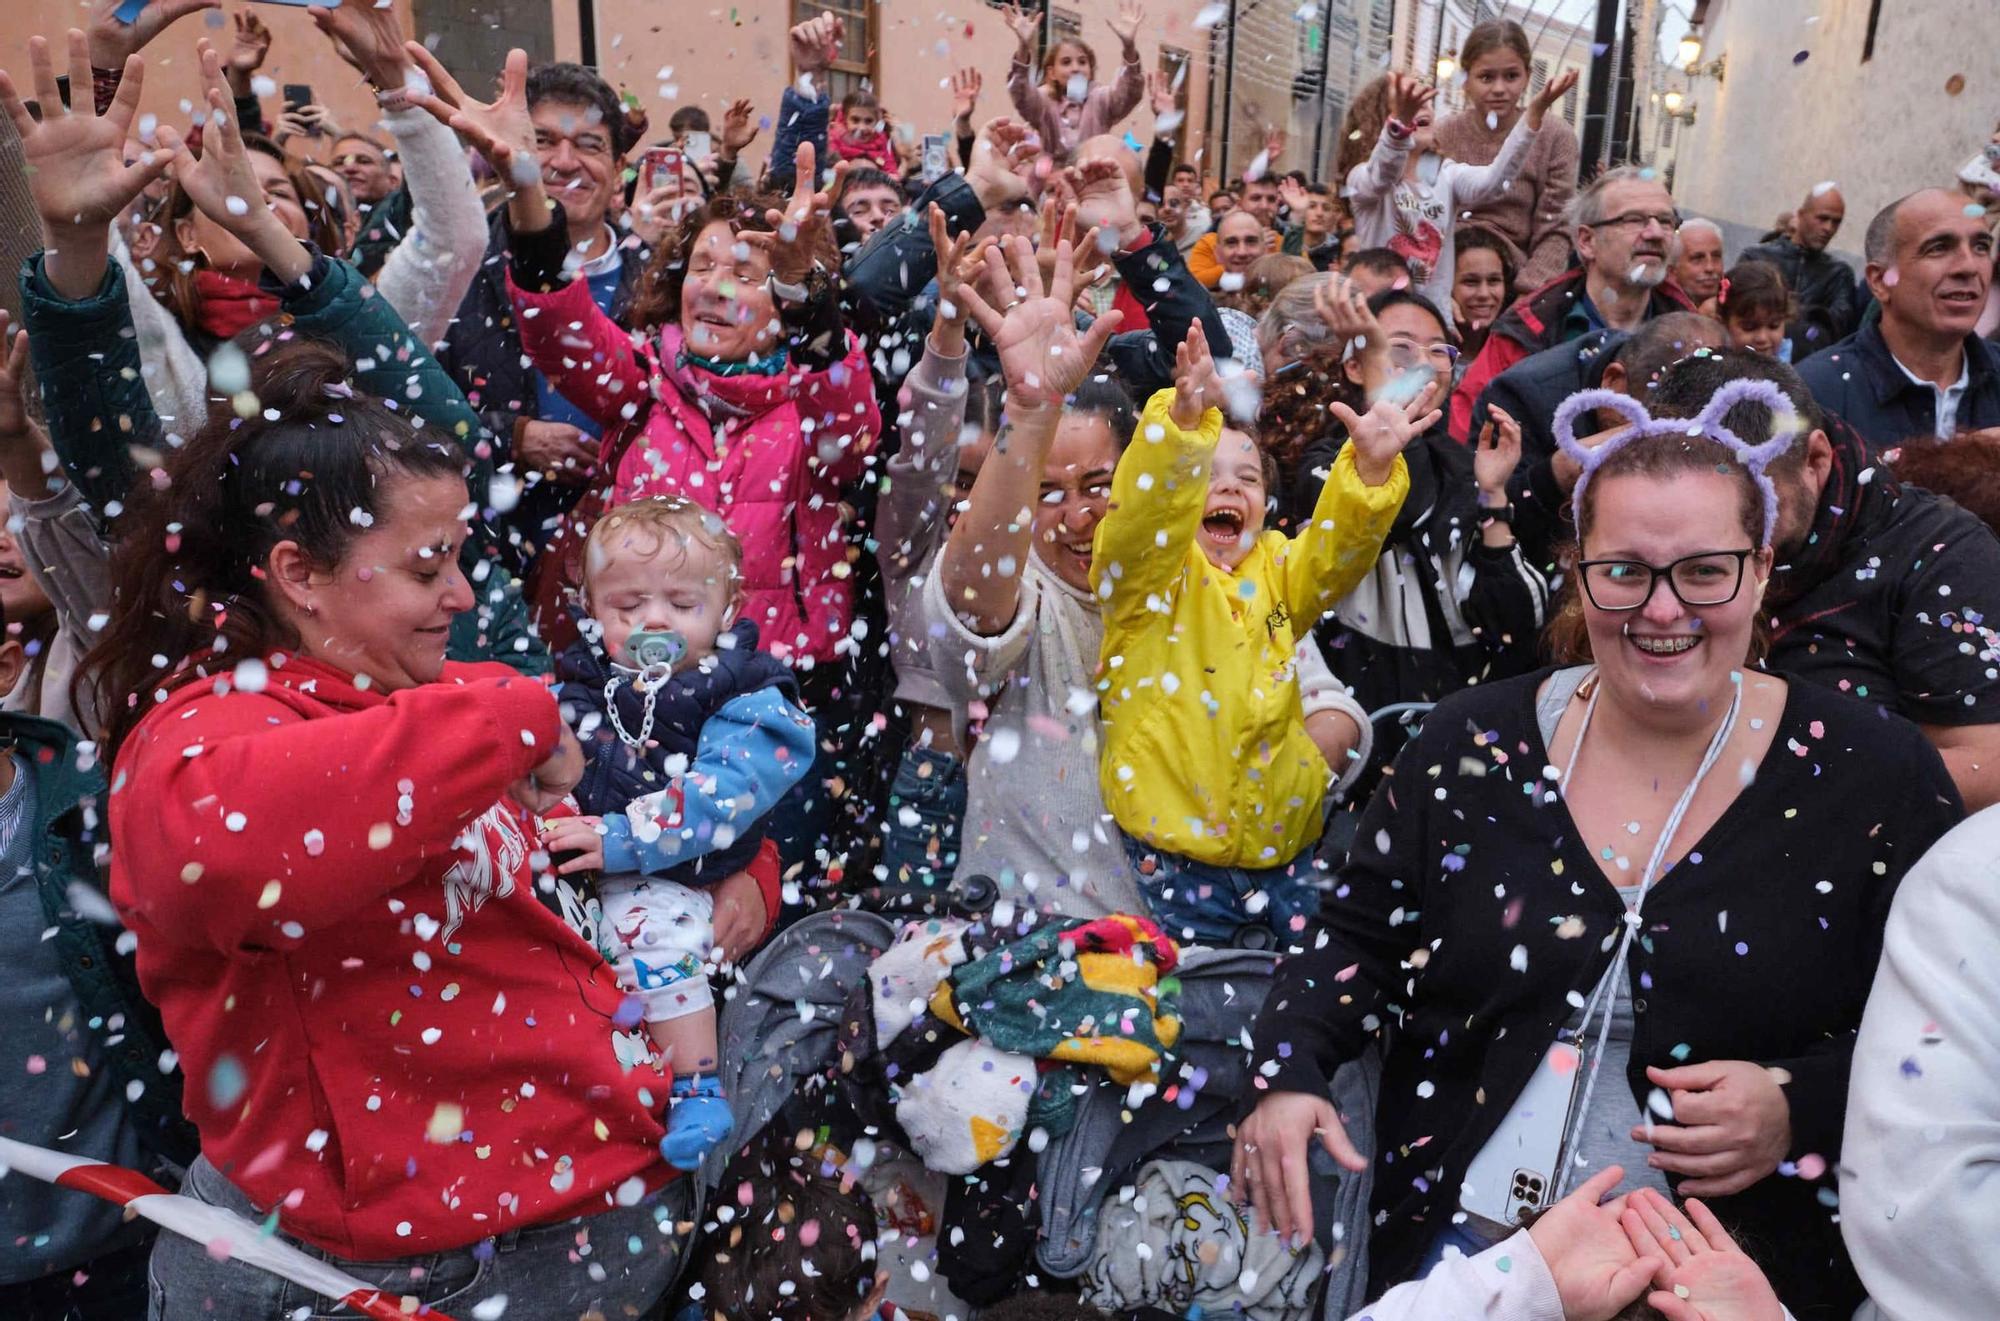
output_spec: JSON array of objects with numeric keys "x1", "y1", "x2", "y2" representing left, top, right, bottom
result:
[{"x1": 1232, "y1": 362, "x2": 1962, "y2": 1319}]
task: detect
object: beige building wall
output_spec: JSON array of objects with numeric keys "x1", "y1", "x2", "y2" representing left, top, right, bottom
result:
[
  {"x1": 0, "y1": 1, "x2": 1220, "y2": 180},
  {"x1": 1664, "y1": 0, "x2": 2000, "y2": 261}
]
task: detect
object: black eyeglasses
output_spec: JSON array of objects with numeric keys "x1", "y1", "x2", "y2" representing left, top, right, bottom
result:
[{"x1": 1576, "y1": 549, "x2": 1754, "y2": 612}]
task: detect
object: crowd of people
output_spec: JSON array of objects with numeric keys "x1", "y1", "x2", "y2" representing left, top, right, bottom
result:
[{"x1": 4, "y1": 2, "x2": 2000, "y2": 1320}]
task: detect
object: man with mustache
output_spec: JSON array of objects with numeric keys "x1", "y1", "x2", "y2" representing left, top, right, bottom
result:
[
  {"x1": 1449, "y1": 165, "x2": 1694, "y2": 440},
  {"x1": 436, "y1": 63, "x2": 646, "y2": 562},
  {"x1": 1797, "y1": 188, "x2": 2000, "y2": 451}
]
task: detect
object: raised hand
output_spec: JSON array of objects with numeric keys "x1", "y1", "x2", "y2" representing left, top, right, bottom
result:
[
  {"x1": 0, "y1": 310, "x2": 30, "y2": 441},
  {"x1": 1278, "y1": 174, "x2": 1308, "y2": 216},
  {"x1": 964, "y1": 116, "x2": 1037, "y2": 213},
  {"x1": 1475, "y1": 403, "x2": 1523, "y2": 498},
  {"x1": 928, "y1": 203, "x2": 986, "y2": 355},
  {"x1": 1169, "y1": 322, "x2": 1223, "y2": 429},
  {"x1": 954, "y1": 233, "x2": 1123, "y2": 407},
  {"x1": 1528, "y1": 67, "x2": 1579, "y2": 131},
  {"x1": 225, "y1": 8, "x2": 271, "y2": 95},
  {"x1": 1330, "y1": 377, "x2": 1441, "y2": 486},
  {"x1": 951, "y1": 67, "x2": 983, "y2": 122},
  {"x1": 1147, "y1": 69, "x2": 1175, "y2": 117},
  {"x1": 1385, "y1": 73, "x2": 1435, "y2": 128},
  {"x1": 87, "y1": 0, "x2": 218, "y2": 72},
  {"x1": 1065, "y1": 155, "x2": 1142, "y2": 248},
  {"x1": 1109, "y1": 0, "x2": 1145, "y2": 49},
  {"x1": 1313, "y1": 273, "x2": 1385, "y2": 355},
  {"x1": 0, "y1": 30, "x2": 174, "y2": 296},
  {"x1": 308, "y1": 0, "x2": 416, "y2": 92},
  {"x1": 999, "y1": 3, "x2": 1041, "y2": 50},
  {"x1": 1526, "y1": 1166, "x2": 1662, "y2": 1321},
  {"x1": 741, "y1": 140, "x2": 842, "y2": 285},
  {"x1": 406, "y1": 44, "x2": 539, "y2": 193},
  {"x1": 0, "y1": 310, "x2": 58, "y2": 500},
  {"x1": 790, "y1": 12, "x2": 842, "y2": 78},
  {"x1": 157, "y1": 41, "x2": 312, "y2": 283},
  {"x1": 719, "y1": 96, "x2": 758, "y2": 155}
]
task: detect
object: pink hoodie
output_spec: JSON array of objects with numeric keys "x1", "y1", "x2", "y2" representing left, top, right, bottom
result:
[{"x1": 507, "y1": 275, "x2": 879, "y2": 664}]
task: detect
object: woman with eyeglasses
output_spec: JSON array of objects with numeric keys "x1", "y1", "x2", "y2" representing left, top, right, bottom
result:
[
  {"x1": 1235, "y1": 378, "x2": 1963, "y2": 1319},
  {"x1": 1274, "y1": 282, "x2": 1548, "y2": 798}
]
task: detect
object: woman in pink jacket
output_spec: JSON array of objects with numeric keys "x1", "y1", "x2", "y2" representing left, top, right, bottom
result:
[{"x1": 498, "y1": 143, "x2": 879, "y2": 675}]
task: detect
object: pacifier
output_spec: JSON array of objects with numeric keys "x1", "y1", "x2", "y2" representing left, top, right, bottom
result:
[{"x1": 625, "y1": 629, "x2": 686, "y2": 686}]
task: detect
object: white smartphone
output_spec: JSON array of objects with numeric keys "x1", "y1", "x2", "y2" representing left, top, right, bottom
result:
[
  {"x1": 684, "y1": 129, "x2": 713, "y2": 160},
  {"x1": 1457, "y1": 1041, "x2": 1581, "y2": 1226},
  {"x1": 921, "y1": 133, "x2": 950, "y2": 184}
]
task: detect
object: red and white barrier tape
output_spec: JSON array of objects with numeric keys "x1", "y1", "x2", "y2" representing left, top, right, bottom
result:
[{"x1": 0, "y1": 1135, "x2": 458, "y2": 1320}]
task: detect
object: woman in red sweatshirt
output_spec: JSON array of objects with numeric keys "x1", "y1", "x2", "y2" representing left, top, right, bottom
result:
[{"x1": 84, "y1": 340, "x2": 775, "y2": 1317}]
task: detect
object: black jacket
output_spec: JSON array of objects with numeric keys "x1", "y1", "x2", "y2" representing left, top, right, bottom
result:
[
  {"x1": 435, "y1": 211, "x2": 647, "y2": 557},
  {"x1": 842, "y1": 174, "x2": 1228, "y2": 400},
  {"x1": 1254, "y1": 669, "x2": 1963, "y2": 1319},
  {"x1": 1795, "y1": 318, "x2": 2000, "y2": 454},
  {"x1": 557, "y1": 619, "x2": 800, "y2": 886},
  {"x1": 1740, "y1": 238, "x2": 1860, "y2": 352},
  {"x1": 1769, "y1": 415, "x2": 2000, "y2": 728},
  {"x1": 1469, "y1": 327, "x2": 1627, "y2": 579},
  {"x1": 1290, "y1": 428, "x2": 1548, "y2": 790}
]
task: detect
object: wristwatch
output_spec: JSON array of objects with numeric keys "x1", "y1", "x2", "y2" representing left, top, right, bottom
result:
[{"x1": 1477, "y1": 501, "x2": 1515, "y2": 526}]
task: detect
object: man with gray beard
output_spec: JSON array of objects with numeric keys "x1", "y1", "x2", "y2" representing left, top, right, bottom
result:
[{"x1": 1450, "y1": 165, "x2": 1696, "y2": 439}]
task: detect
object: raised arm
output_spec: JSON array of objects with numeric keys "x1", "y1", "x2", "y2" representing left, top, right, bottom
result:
[
  {"x1": 1348, "y1": 74, "x2": 1431, "y2": 203},
  {"x1": 1277, "y1": 382, "x2": 1430, "y2": 619},
  {"x1": 1092, "y1": 325, "x2": 1222, "y2": 626},
  {"x1": 310, "y1": 0, "x2": 486, "y2": 347},
  {"x1": 1445, "y1": 70, "x2": 1573, "y2": 210},
  {"x1": 1096, "y1": 0, "x2": 1148, "y2": 125},
  {"x1": 769, "y1": 14, "x2": 838, "y2": 192},
  {"x1": 939, "y1": 233, "x2": 1121, "y2": 635}
]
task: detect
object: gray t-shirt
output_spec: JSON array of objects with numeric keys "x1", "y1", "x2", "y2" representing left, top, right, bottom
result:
[{"x1": 0, "y1": 754, "x2": 151, "y2": 1282}]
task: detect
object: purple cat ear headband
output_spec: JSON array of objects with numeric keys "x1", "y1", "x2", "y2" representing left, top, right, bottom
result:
[{"x1": 1550, "y1": 378, "x2": 1804, "y2": 549}]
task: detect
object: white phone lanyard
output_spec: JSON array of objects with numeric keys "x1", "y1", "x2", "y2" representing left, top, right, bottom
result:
[{"x1": 1548, "y1": 669, "x2": 1743, "y2": 1200}]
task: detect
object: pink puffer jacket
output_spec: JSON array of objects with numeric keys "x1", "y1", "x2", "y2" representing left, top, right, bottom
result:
[{"x1": 508, "y1": 275, "x2": 879, "y2": 664}]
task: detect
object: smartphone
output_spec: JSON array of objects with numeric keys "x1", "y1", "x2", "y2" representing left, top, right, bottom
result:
[
  {"x1": 1458, "y1": 1040, "x2": 1581, "y2": 1226},
  {"x1": 682, "y1": 130, "x2": 712, "y2": 161},
  {"x1": 921, "y1": 133, "x2": 950, "y2": 184},
  {"x1": 639, "y1": 146, "x2": 686, "y2": 194}
]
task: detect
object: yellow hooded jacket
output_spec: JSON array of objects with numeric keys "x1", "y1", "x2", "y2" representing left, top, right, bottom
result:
[{"x1": 1090, "y1": 389, "x2": 1408, "y2": 868}]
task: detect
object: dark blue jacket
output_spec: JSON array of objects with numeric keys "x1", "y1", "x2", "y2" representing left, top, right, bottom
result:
[
  {"x1": 24, "y1": 712, "x2": 196, "y2": 1170},
  {"x1": 557, "y1": 619, "x2": 800, "y2": 884},
  {"x1": 1797, "y1": 319, "x2": 2000, "y2": 454},
  {"x1": 1469, "y1": 327, "x2": 1627, "y2": 577}
]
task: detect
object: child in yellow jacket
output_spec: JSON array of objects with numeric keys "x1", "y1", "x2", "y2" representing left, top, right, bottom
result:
[{"x1": 1090, "y1": 323, "x2": 1440, "y2": 945}]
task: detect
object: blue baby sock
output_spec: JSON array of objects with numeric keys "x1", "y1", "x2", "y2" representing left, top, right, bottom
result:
[{"x1": 660, "y1": 1072, "x2": 734, "y2": 1171}]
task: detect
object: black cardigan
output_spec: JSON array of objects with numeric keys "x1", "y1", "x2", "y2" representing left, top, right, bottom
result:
[{"x1": 1253, "y1": 668, "x2": 1962, "y2": 1318}]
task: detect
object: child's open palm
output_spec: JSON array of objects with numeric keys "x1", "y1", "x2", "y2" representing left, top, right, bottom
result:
[
  {"x1": 1385, "y1": 73, "x2": 1435, "y2": 128},
  {"x1": 1169, "y1": 322, "x2": 1223, "y2": 429},
  {"x1": 1330, "y1": 378, "x2": 1441, "y2": 486}
]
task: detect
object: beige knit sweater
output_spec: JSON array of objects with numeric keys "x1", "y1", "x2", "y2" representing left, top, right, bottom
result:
[{"x1": 1433, "y1": 109, "x2": 1582, "y2": 290}]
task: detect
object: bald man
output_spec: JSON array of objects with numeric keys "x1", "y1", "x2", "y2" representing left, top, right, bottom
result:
[
  {"x1": 1798, "y1": 187, "x2": 2000, "y2": 450},
  {"x1": 1744, "y1": 183, "x2": 1860, "y2": 352}
]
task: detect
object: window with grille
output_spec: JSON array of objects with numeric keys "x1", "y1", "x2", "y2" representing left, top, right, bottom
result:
[
  {"x1": 1532, "y1": 58, "x2": 1548, "y2": 93},
  {"x1": 1661, "y1": 114, "x2": 1675, "y2": 148},
  {"x1": 1159, "y1": 46, "x2": 1192, "y2": 104},
  {"x1": 792, "y1": 0, "x2": 875, "y2": 100},
  {"x1": 1563, "y1": 82, "x2": 1579, "y2": 127}
]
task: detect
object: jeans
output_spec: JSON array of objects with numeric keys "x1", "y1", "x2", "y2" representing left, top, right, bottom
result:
[
  {"x1": 1124, "y1": 836, "x2": 1321, "y2": 947},
  {"x1": 1414, "y1": 1215, "x2": 1510, "y2": 1279},
  {"x1": 147, "y1": 1156, "x2": 695, "y2": 1321},
  {"x1": 873, "y1": 744, "x2": 967, "y2": 911},
  {"x1": 0, "y1": 1235, "x2": 153, "y2": 1321}
]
